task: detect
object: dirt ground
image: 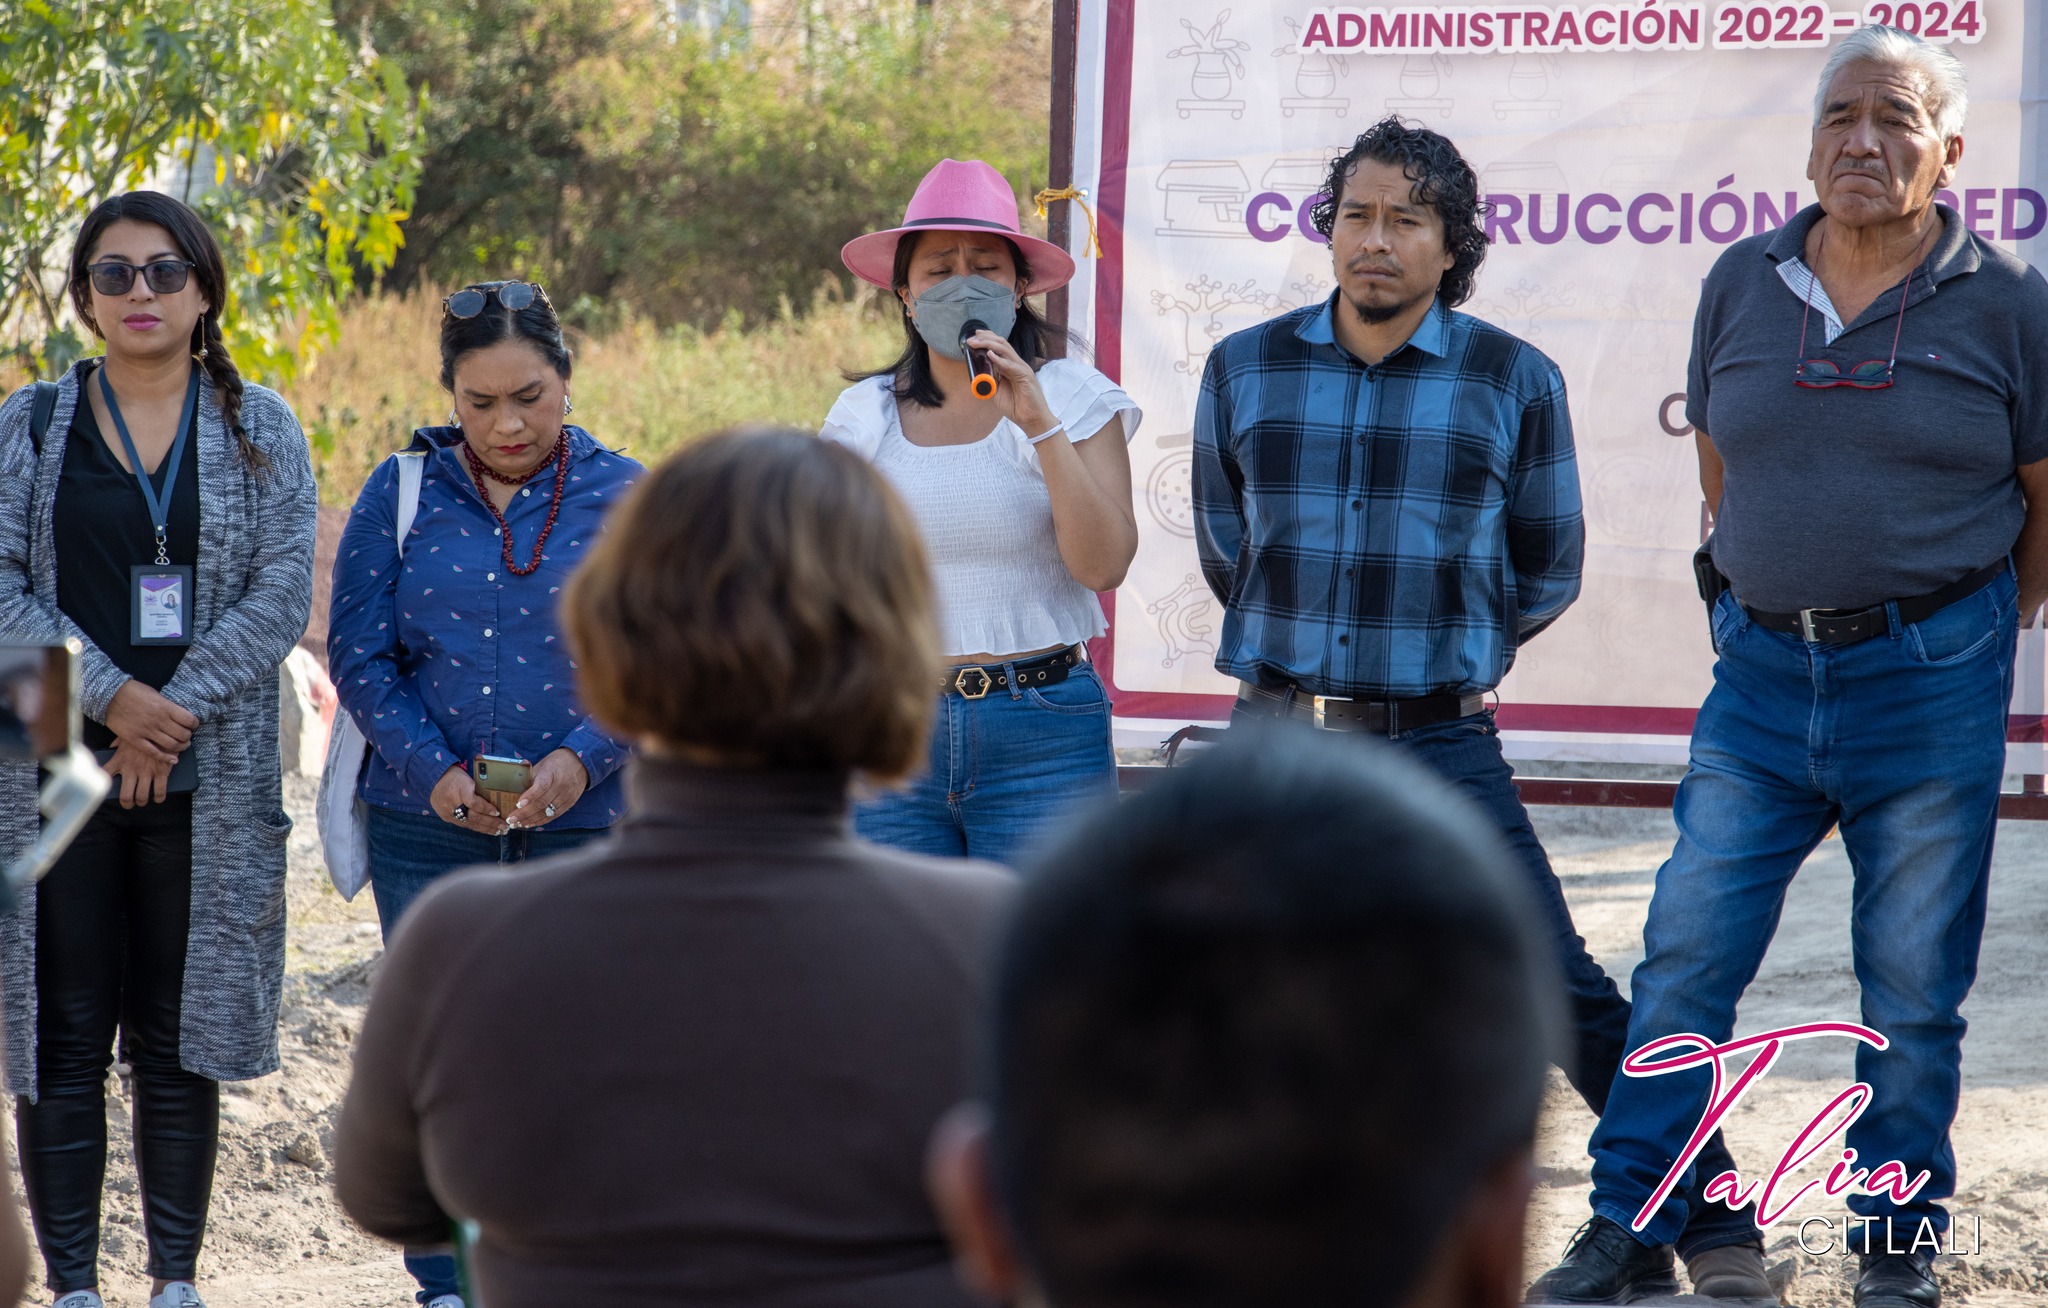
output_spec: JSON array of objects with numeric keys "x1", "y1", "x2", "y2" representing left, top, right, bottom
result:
[
  {"x1": 7, "y1": 776, "x2": 2045, "y2": 1304},
  {"x1": 1523, "y1": 802, "x2": 2048, "y2": 1307},
  {"x1": 6, "y1": 776, "x2": 415, "y2": 1306}
]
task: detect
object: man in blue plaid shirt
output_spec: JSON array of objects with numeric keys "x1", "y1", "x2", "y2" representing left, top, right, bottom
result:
[{"x1": 1193, "y1": 118, "x2": 1772, "y2": 1300}]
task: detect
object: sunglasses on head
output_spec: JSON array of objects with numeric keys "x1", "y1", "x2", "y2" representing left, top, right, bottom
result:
[
  {"x1": 86, "y1": 260, "x2": 197, "y2": 297},
  {"x1": 445, "y1": 281, "x2": 548, "y2": 319}
]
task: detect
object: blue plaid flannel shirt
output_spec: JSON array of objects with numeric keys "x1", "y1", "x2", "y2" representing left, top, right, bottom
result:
[{"x1": 1192, "y1": 295, "x2": 1584, "y2": 699}]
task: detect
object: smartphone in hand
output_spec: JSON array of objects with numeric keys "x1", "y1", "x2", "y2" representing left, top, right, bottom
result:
[{"x1": 472, "y1": 753, "x2": 533, "y2": 815}]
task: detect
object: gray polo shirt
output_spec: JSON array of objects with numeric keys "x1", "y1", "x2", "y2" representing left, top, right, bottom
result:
[{"x1": 1689, "y1": 203, "x2": 2048, "y2": 613}]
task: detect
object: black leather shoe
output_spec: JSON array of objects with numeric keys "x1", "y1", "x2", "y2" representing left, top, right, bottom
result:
[
  {"x1": 1855, "y1": 1251, "x2": 1939, "y2": 1308},
  {"x1": 1526, "y1": 1216, "x2": 1680, "y2": 1304}
]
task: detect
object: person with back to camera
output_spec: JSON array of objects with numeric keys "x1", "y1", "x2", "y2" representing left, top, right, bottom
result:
[
  {"x1": 1534, "y1": 29, "x2": 2048, "y2": 1308},
  {"x1": 334, "y1": 426, "x2": 1016, "y2": 1308},
  {"x1": 0, "y1": 192, "x2": 318, "y2": 1308},
  {"x1": 924, "y1": 723, "x2": 1565, "y2": 1308},
  {"x1": 326, "y1": 279, "x2": 641, "y2": 1307},
  {"x1": 822, "y1": 158, "x2": 1142, "y2": 866}
]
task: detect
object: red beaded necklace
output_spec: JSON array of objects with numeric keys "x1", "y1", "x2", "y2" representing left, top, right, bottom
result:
[{"x1": 463, "y1": 435, "x2": 572, "y2": 577}]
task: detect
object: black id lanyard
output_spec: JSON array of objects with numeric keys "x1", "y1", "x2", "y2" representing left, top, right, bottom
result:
[{"x1": 99, "y1": 366, "x2": 199, "y2": 646}]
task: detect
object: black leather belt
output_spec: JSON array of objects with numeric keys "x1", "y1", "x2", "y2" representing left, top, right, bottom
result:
[
  {"x1": 1236, "y1": 681, "x2": 1486, "y2": 736},
  {"x1": 942, "y1": 645, "x2": 1084, "y2": 698},
  {"x1": 1741, "y1": 560, "x2": 2006, "y2": 646}
]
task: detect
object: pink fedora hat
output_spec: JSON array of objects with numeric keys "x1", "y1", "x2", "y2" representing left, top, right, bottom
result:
[{"x1": 842, "y1": 159, "x2": 1077, "y2": 292}]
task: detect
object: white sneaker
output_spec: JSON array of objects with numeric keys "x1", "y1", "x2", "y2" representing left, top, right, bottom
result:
[
  {"x1": 148, "y1": 1283, "x2": 205, "y2": 1308},
  {"x1": 52, "y1": 1293, "x2": 104, "y2": 1308},
  {"x1": 423, "y1": 1297, "x2": 465, "y2": 1308}
]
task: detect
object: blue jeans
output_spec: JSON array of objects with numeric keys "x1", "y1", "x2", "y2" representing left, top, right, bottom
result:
[
  {"x1": 1228, "y1": 698, "x2": 1754, "y2": 1256},
  {"x1": 1591, "y1": 572, "x2": 2017, "y2": 1246},
  {"x1": 401, "y1": 1249, "x2": 459, "y2": 1304},
  {"x1": 364, "y1": 805, "x2": 609, "y2": 1304},
  {"x1": 856, "y1": 663, "x2": 1117, "y2": 867},
  {"x1": 365, "y1": 805, "x2": 609, "y2": 941}
]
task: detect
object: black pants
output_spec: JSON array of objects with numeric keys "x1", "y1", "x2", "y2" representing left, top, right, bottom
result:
[
  {"x1": 15, "y1": 793, "x2": 219, "y2": 1292},
  {"x1": 1230, "y1": 702, "x2": 1754, "y2": 1256}
]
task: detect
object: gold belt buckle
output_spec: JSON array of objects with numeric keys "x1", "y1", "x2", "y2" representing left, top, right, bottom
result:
[{"x1": 954, "y1": 666, "x2": 992, "y2": 699}]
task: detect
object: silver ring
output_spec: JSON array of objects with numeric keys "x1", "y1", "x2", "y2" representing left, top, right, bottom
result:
[
  {"x1": 451, "y1": 803, "x2": 468, "y2": 822},
  {"x1": 543, "y1": 803, "x2": 557, "y2": 818}
]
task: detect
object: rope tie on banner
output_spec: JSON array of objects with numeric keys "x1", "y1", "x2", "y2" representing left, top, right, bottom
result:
[{"x1": 1033, "y1": 186, "x2": 1103, "y2": 258}]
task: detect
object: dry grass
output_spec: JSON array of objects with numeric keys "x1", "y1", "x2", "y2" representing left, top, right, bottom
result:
[
  {"x1": 282, "y1": 288, "x2": 905, "y2": 503},
  {"x1": 2, "y1": 287, "x2": 905, "y2": 505}
]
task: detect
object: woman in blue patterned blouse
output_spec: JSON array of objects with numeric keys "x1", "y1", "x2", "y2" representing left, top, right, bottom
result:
[{"x1": 327, "y1": 280, "x2": 640, "y2": 1308}]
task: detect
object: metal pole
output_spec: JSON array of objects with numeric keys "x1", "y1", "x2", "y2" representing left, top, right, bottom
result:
[{"x1": 1047, "y1": 0, "x2": 1079, "y2": 358}]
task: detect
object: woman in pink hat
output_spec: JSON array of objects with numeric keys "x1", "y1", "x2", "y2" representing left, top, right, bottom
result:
[{"x1": 823, "y1": 159, "x2": 1141, "y2": 866}]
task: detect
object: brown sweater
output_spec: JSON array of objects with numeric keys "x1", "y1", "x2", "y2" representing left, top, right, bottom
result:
[{"x1": 334, "y1": 759, "x2": 1015, "y2": 1307}]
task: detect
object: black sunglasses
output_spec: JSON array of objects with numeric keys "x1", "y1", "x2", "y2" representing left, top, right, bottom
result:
[
  {"x1": 445, "y1": 281, "x2": 549, "y2": 319},
  {"x1": 86, "y1": 260, "x2": 197, "y2": 297}
]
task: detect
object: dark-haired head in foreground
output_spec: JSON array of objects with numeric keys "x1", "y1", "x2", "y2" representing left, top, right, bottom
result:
[{"x1": 929, "y1": 725, "x2": 1565, "y2": 1308}]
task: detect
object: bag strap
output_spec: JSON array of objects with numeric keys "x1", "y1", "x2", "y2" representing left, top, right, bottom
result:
[
  {"x1": 394, "y1": 450, "x2": 425, "y2": 558},
  {"x1": 28, "y1": 381, "x2": 58, "y2": 454},
  {"x1": 1162, "y1": 724, "x2": 1230, "y2": 767}
]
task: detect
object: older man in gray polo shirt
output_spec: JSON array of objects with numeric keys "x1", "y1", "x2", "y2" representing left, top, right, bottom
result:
[{"x1": 1530, "y1": 27, "x2": 2048, "y2": 1308}]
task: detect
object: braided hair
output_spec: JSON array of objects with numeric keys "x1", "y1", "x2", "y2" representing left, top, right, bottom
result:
[{"x1": 68, "y1": 191, "x2": 265, "y2": 469}]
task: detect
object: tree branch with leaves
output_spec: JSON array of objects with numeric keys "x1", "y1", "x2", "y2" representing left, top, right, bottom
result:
[{"x1": 0, "y1": 0, "x2": 424, "y2": 380}]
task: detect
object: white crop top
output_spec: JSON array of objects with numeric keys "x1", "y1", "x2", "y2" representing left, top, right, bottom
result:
[{"x1": 819, "y1": 358, "x2": 1142, "y2": 657}]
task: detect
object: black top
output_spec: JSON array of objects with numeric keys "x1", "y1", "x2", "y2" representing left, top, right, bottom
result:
[{"x1": 54, "y1": 364, "x2": 200, "y2": 750}]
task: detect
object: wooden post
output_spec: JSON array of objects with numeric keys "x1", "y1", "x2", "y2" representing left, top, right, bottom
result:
[{"x1": 1046, "y1": 0, "x2": 1079, "y2": 358}]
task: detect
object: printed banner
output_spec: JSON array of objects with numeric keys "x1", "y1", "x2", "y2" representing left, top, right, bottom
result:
[{"x1": 1065, "y1": 0, "x2": 2048, "y2": 760}]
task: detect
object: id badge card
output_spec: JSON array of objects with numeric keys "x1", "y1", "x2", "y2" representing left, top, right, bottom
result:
[{"x1": 131, "y1": 565, "x2": 193, "y2": 646}]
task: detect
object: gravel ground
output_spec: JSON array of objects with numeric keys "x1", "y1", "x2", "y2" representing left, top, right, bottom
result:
[
  {"x1": 1524, "y1": 805, "x2": 2048, "y2": 1307},
  {"x1": 7, "y1": 776, "x2": 414, "y2": 1306}
]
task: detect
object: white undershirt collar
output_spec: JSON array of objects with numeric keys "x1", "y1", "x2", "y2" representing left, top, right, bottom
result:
[{"x1": 1776, "y1": 258, "x2": 1846, "y2": 345}]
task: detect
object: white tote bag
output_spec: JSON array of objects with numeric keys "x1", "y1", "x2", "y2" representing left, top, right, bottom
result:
[{"x1": 316, "y1": 452, "x2": 424, "y2": 901}]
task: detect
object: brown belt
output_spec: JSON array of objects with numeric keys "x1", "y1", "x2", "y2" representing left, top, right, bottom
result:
[
  {"x1": 942, "y1": 645, "x2": 1084, "y2": 699},
  {"x1": 1236, "y1": 681, "x2": 1487, "y2": 736}
]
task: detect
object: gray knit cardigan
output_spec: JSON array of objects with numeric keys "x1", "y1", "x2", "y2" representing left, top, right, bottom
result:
[{"x1": 0, "y1": 360, "x2": 316, "y2": 1096}]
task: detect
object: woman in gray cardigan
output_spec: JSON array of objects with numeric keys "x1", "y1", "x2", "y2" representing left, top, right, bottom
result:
[{"x1": 0, "y1": 192, "x2": 315, "y2": 1308}]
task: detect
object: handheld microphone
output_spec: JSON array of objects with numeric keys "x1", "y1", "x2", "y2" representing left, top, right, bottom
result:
[{"x1": 960, "y1": 319, "x2": 998, "y2": 400}]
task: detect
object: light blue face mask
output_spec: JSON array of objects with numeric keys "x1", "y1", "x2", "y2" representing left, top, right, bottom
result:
[{"x1": 909, "y1": 275, "x2": 1019, "y2": 361}]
